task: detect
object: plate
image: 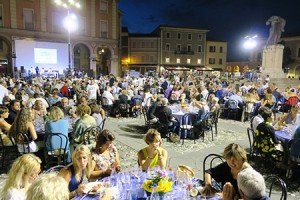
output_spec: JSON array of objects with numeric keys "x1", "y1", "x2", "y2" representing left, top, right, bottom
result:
[{"x1": 83, "y1": 182, "x2": 103, "y2": 194}]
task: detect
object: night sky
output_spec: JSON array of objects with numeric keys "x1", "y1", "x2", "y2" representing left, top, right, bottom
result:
[{"x1": 118, "y1": 0, "x2": 300, "y2": 61}]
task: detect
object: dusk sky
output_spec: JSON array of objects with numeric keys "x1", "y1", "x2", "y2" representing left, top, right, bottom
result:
[{"x1": 118, "y1": 0, "x2": 300, "y2": 61}]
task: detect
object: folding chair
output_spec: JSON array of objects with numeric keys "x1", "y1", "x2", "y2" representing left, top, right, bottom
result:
[
  {"x1": 202, "y1": 153, "x2": 225, "y2": 181},
  {"x1": 265, "y1": 175, "x2": 287, "y2": 200}
]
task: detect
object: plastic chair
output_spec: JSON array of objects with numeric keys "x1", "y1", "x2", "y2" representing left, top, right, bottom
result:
[
  {"x1": 265, "y1": 175, "x2": 287, "y2": 200},
  {"x1": 44, "y1": 133, "x2": 70, "y2": 167},
  {"x1": 179, "y1": 113, "x2": 197, "y2": 144},
  {"x1": 202, "y1": 154, "x2": 225, "y2": 181}
]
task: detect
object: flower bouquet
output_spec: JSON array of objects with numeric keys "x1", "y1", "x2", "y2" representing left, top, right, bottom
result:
[{"x1": 142, "y1": 169, "x2": 173, "y2": 199}]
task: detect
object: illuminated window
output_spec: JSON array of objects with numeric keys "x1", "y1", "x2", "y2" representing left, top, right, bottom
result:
[
  {"x1": 187, "y1": 58, "x2": 191, "y2": 64},
  {"x1": 165, "y1": 58, "x2": 170, "y2": 63},
  {"x1": 176, "y1": 58, "x2": 180, "y2": 63},
  {"x1": 197, "y1": 59, "x2": 202, "y2": 64}
]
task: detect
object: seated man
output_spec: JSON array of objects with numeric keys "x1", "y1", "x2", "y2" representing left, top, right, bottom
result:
[
  {"x1": 223, "y1": 168, "x2": 270, "y2": 200},
  {"x1": 251, "y1": 106, "x2": 266, "y2": 131}
]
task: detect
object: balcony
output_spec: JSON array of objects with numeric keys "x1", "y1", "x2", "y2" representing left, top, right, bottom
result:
[{"x1": 174, "y1": 50, "x2": 194, "y2": 55}]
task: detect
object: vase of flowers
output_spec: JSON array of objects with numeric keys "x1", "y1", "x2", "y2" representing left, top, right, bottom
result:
[{"x1": 142, "y1": 169, "x2": 173, "y2": 200}]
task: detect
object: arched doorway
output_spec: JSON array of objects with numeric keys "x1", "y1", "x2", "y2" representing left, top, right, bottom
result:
[
  {"x1": 96, "y1": 46, "x2": 111, "y2": 75},
  {"x1": 0, "y1": 37, "x2": 11, "y2": 74},
  {"x1": 73, "y1": 43, "x2": 90, "y2": 75}
]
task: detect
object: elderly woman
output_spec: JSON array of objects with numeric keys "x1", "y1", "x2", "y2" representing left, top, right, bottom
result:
[
  {"x1": 9, "y1": 108, "x2": 40, "y2": 153},
  {"x1": 202, "y1": 143, "x2": 251, "y2": 198},
  {"x1": 0, "y1": 154, "x2": 42, "y2": 199},
  {"x1": 137, "y1": 129, "x2": 168, "y2": 171},
  {"x1": 26, "y1": 173, "x2": 69, "y2": 200},
  {"x1": 73, "y1": 104, "x2": 97, "y2": 143},
  {"x1": 59, "y1": 145, "x2": 93, "y2": 199},
  {"x1": 45, "y1": 106, "x2": 71, "y2": 162},
  {"x1": 90, "y1": 129, "x2": 121, "y2": 180}
]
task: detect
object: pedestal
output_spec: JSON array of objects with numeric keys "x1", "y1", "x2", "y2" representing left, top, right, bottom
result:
[{"x1": 261, "y1": 44, "x2": 286, "y2": 79}]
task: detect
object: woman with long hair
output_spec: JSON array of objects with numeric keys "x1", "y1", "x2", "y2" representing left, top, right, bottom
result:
[
  {"x1": 59, "y1": 145, "x2": 93, "y2": 199},
  {"x1": 8, "y1": 108, "x2": 39, "y2": 153},
  {"x1": 0, "y1": 154, "x2": 42, "y2": 200}
]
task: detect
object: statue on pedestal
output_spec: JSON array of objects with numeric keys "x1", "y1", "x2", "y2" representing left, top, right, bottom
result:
[{"x1": 266, "y1": 16, "x2": 286, "y2": 45}]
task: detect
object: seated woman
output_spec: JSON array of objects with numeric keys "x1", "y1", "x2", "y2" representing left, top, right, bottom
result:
[
  {"x1": 45, "y1": 106, "x2": 71, "y2": 163},
  {"x1": 73, "y1": 104, "x2": 97, "y2": 143},
  {"x1": 9, "y1": 108, "x2": 40, "y2": 153},
  {"x1": 202, "y1": 143, "x2": 251, "y2": 198},
  {"x1": 137, "y1": 129, "x2": 168, "y2": 171},
  {"x1": 254, "y1": 107, "x2": 284, "y2": 163},
  {"x1": 59, "y1": 145, "x2": 93, "y2": 199},
  {"x1": 278, "y1": 105, "x2": 299, "y2": 125},
  {"x1": 90, "y1": 129, "x2": 121, "y2": 180},
  {"x1": 89, "y1": 103, "x2": 105, "y2": 127},
  {"x1": 192, "y1": 98, "x2": 210, "y2": 139},
  {"x1": 0, "y1": 154, "x2": 42, "y2": 199},
  {"x1": 0, "y1": 105, "x2": 12, "y2": 146},
  {"x1": 26, "y1": 173, "x2": 69, "y2": 200}
]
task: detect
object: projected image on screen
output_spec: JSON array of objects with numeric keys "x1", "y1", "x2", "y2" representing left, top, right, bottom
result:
[{"x1": 34, "y1": 48, "x2": 57, "y2": 64}]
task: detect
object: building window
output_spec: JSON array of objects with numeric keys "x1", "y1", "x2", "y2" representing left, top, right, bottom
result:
[
  {"x1": 197, "y1": 45, "x2": 202, "y2": 52},
  {"x1": 78, "y1": 17, "x2": 86, "y2": 35},
  {"x1": 298, "y1": 48, "x2": 300, "y2": 57},
  {"x1": 132, "y1": 41, "x2": 136, "y2": 48},
  {"x1": 188, "y1": 33, "x2": 192, "y2": 40},
  {"x1": 100, "y1": 0, "x2": 108, "y2": 12},
  {"x1": 150, "y1": 42, "x2": 154, "y2": 48},
  {"x1": 52, "y1": 11, "x2": 63, "y2": 32},
  {"x1": 141, "y1": 42, "x2": 145, "y2": 48},
  {"x1": 219, "y1": 58, "x2": 223, "y2": 64},
  {"x1": 0, "y1": 4, "x2": 3, "y2": 27},
  {"x1": 187, "y1": 45, "x2": 192, "y2": 52},
  {"x1": 150, "y1": 55, "x2": 154, "y2": 62},
  {"x1": 176, "y1": 58, "x2": 180, "y2": 63},
  {"x1": 177, "y1": 33, "x2": 181, "y2": 39},
  {"x1": 165, "y1": 57, "x2": 170, "y2": 63},
  {"x1": 209, "y1": 46, "x2": 216, "y2": 52},
  {"x1": 198, "y1": 34, "x2": 202, "y2": 41},
  {"x1": 209, "y1": 58, "x2": 215, "y2": 64},
  {"x1": 23, "y1": 8, "x2": 34, "y2": 30},
  {"x1": 177, "y1": 44, "x2": 181, "y2": 52},
  {"x1": 220, "y1": 46, "x2": 223, "y2": 53},
  {"x1": 100, "y1": 20, "x2": 108, "y2": 38},
  {"x1": 187, "y1": 58, "x2": 191, "y2": 64},
  {"x1": 197, "y1": 59, "x2": 202, "y2": 64},
  {"x1": 166, "y1": 43, "x2": 170, "y2": 51},
  {"x1": 141, "y1": 55, "x2": 145, "y2": 62},
  {"x1": 166, "y1": 32, "x2": 170, "y2": 38}
]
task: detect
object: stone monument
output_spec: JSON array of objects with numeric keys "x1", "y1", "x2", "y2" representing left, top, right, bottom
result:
[{"x1": 261, "y1": 16, "x2": 286, "y2": 79}]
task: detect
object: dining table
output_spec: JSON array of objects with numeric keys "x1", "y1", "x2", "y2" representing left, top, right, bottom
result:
[
  {"x1": 169, "y1": 104, "x2": 199, "y2": 125},
  {"x1": 75, "y1": 169, "x2": 222, "y2": 200}
]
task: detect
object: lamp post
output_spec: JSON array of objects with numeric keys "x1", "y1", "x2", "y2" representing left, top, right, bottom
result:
[{"x1": 54, "y1": 0, "x2": 80, "y2": 75}]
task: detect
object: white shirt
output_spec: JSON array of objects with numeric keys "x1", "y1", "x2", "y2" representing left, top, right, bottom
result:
[
  {"x1": 86, "y1": 83, "x2": 99, "y2": 100},
  {"x1": 0, "y1": 84, "x2": 9, "y2": 103},
  {"x1": 251, "y1": 114, "x2": 264, "y2": 131},
  {"x1": 2, "y1": 188, "x2": 26, "y2": 200},
  {"x1": 102, "y1": 91, "x2": 114, "y2": 105}
]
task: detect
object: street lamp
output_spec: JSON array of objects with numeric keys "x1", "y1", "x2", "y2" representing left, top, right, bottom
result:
[
  {"x1": 243, "y1": 35, "x2": 258, "y2": 50},
  {"x1": 54, "y1": 0, "x2": 80, "y2": 75}
]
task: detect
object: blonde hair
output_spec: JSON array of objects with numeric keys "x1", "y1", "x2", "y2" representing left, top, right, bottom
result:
[
  {"x1": 72, "y1": 145, "x2": 92, "y2": 178},
  {"x1": 0, "y1": 154, "x2": 41, "y2": 196},
  {"x1": 26, "y1": 173, "x2": 69, "y2": 200},
  {"x1": 48, "y1": 106, "x2": 64, "y2": 121},
  {"x1": 144, "y1": 129, "x2": 161, "y2": 145},
  {"x1": 223, "y1": 143, "x2": 247, "y2": 163},
  {"x1": 76, "y1": 104, "x2": 91, "y2": 117}
]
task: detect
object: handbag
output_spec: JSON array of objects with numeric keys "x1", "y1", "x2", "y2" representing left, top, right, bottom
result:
[{"x1": 169, "y1": 132, "x2": 180, "y2": 143}]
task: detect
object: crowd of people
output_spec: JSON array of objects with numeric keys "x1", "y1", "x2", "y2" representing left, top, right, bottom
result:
[{"x1": 0, "y1": 70, "x2": 299, "y2": 199}]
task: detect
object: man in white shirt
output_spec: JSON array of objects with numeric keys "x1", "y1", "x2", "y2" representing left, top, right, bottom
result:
[
  {"x1": 102, "y1": 86, "x2": 114, "y2": 105},
  {"x1": 0, "y1": 81, "x2": 9, "y2": 104},
  {"x1": 86, "y1": 79, "x2": 100, "y2": 100},
  {"x1": 251, "y1": 106, "x2": 267, "y2": 130}
]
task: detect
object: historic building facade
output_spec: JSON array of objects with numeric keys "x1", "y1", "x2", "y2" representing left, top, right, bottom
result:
[
  {"x1": 205, "y1": 40, "x2": 227, "y2": 71},
  {"x1": 0, "y1": 0, "x2": 120, "y2": 77}
]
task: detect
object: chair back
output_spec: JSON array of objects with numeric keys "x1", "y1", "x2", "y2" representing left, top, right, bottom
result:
[
  {"x1": 265, "y1": 175, "x2": 287, "y2": 200},
  {"x1": 99, "y1": 118, "x2": 106, "y2": 130},
  {"x1": 44, "y1": 133, "x2": 69, "y2": 165},
  {"x1": 181, "y1": 113, "x2": 197, "y2": 128},
  {"x1": 247, "y1": 128, "x2": 257, "y2": 156},
  {"x1": 210, "y1": 109, "x2": 221, "y2": 124},
  {"x1": 228, "y1": 100, "x2": 238, "y2": 109},
  {"x1": 17, "y1": 133, "x2": 31, "y2": 154},
  {"x1": 82, "y1": 126, "x2": 101, "y2": 147},
  {"x1": 202, "y1": 153, "x2": 225, "y2": 181}
]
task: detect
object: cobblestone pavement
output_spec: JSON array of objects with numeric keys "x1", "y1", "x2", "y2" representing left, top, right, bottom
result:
[{"x1": 1, "y1": 117, "x2": 299, "y2": 199}]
